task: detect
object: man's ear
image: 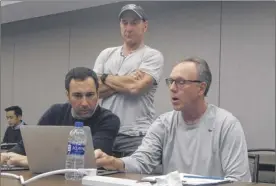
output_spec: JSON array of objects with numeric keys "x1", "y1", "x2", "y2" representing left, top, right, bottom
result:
[
  {"x1": 199, "y1": 82, "x2": 207, "y2": 96},
  {"x1": 66, "y1": 90, "x2": 70, "y2": 100},
  {"x1": 143, "y1": 21, "x2": 148, "y2": 32}
]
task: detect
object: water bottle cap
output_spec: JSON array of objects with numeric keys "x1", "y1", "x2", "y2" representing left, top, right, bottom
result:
[{"x1": 75, "y1": 121, "x2": 84, "y2": 128}]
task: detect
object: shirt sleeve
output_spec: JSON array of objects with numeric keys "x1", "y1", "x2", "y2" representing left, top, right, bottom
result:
[
  {"x1": 121, "y1": 116, "x2": 165, "y2": 174},
  {"x1": 138, "y1": 49, "x2": 164, "y2": 84},
  {"x1": 8, "y1": 140, "x2": 26, "y2": 155},
  {"x1": 220, "y1": 117, "x2": 252, "y2": 182},
  {"x1": 93, "y1": 113, "x2": 120, "y2": 156},
  {"x1": 93, "y1": 48, "x2": 111, "y2": 75}
]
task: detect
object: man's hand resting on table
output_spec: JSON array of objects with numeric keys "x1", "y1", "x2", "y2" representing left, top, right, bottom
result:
[
  {"x1": 1, "y1": 150, "x2": 125, "y2": 170},
  {"x1": 94, "y1": 149, "x2": 125, "y2": 171},
  {"x1": 1, "y1": 152, "x2": 28, "y2": 167}
]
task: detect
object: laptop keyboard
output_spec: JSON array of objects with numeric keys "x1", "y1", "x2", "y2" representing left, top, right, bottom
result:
[
  {"x1": 1, "y1": 164, "x2": 29, "y2": 171},
  {"x1": 97, "y1": 169, "x2": 119, "y2": 176}
]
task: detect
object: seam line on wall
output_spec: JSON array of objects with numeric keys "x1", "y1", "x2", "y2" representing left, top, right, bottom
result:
[{"x1": 218, "y1": 0, "x2": 223, "y2": 107}]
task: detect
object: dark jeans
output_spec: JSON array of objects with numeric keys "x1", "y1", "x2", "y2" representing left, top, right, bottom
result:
[
  {"x1": 112, "y1": 151, "x2": 134, "y2": 158},
  {"x1": 112, "y1": 134, "x2": 144, "y2": 158}
]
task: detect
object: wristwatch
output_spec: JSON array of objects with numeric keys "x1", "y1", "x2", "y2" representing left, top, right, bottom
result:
[{"x1": 100, "y1": 74, "x2": 108, "y2": 84}]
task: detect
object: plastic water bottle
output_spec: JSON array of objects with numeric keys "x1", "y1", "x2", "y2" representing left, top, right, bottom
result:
[{"x1": 65, "y1": 121, "x2": 87, "y2": 180}]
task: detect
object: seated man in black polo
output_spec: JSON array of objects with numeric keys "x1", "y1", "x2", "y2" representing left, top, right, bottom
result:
[
  {"x1": 1, "y1": 67, "x2": 120, "y2": 167},
  {"x1": 2, "y1": 106, "x2": 27, "y2": 144}
]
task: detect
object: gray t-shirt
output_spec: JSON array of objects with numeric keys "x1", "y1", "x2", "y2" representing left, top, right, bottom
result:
[
  {"x1": 93, "y1": 45, "x2": 164, "y2": 136},
  {"x1": 122, "y1": 104, "x2": 251, "y2": 182}
]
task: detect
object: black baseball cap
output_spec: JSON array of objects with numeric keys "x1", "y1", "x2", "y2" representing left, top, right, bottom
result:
[{"x1": 118, "y1": 4, "x2": 148, "y2": 21}]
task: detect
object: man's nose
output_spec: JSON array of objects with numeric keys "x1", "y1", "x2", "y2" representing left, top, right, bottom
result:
[
  {"x1": 125, "y1": 24, "x2": 134, "y2": 31},
  {"x1": 170, "y1": 82, "x2": 177, "y2": 92},
  {"x1": 81, "y1": 97, "x2": 89, "y2": 106}
]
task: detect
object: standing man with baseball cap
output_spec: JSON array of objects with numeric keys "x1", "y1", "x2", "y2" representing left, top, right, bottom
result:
[{"x1": 93, "y1": 4, "x2": 164, "y2": 158}]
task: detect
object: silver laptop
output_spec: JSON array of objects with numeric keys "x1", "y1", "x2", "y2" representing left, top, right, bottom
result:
[{"x1": 20, "y1": 125, "x2": 118, "y2": 175}]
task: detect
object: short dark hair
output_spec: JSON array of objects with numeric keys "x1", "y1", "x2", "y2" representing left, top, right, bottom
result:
[
  {"x1": 181, "y1": 57, "x2": 212, "y2": 96},
  {"x1": 5, "y1": 106, "x2": 23, "y2": 117},
  {"x1": 65, "y1": 67, "x2": 99, "y2": 92}
]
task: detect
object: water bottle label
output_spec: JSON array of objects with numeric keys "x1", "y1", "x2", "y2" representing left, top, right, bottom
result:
[{"x1": 67, "y1": 143, "x2": 85, "y2": 155}]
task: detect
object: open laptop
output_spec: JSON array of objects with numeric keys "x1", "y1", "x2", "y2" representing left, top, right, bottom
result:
[{"x1": 4, "y1": 125, "x2": 118, "y2": 175}]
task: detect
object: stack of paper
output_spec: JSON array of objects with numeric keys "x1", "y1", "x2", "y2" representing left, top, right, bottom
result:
[
  {"x1": 140, "y1": 173, "x2": 232, "y2": 185},
  {"x1": 181, "y1": 174, "x2": 232, "y2": 185}
]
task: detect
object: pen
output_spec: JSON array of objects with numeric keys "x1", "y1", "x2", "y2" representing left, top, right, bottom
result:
[
  {"x1": 136, "y1": 179, "x2": 157, "y2": 184},
  {"x1": 183, "y1": 175, "x2": 224, "y2": 180},
  {"x1": 137, "y1": 179, "x2": 187, "y2": 184}
]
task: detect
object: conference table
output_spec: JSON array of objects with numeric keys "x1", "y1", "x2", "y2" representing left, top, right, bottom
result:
[{"x1": 1, "y1": 171, "x2": 275, "y2": 186}]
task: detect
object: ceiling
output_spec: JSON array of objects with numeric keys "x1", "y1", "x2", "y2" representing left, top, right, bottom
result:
[
  {"x1": 3, "y1": 0, "x2": 269, "y2": 24},
  {"x1": 1, "y1": 0, "x2": 136, "y2": 24}
]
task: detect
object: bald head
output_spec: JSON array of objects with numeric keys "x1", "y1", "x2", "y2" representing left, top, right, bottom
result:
[{"x1": 172, "y1": 62, "x2": 198, "y2": 82}]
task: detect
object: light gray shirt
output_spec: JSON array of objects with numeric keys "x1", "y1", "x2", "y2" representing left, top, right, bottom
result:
[
  {"x1": 122, "y1": 104, "x2": 251, "y2": 182},
  {"x1": 13, "y1": 121, "x2": 25, "y2": 130},
  {"x1": 94, "y1": 45, "x2": 164, "y2": 136}
]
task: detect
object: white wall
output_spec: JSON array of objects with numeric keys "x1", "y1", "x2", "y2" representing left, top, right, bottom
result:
[
  {"x1": 1, "y1": 1, "x2": 275, "y2": 149},
  {"x1": 220, "y1": 2, "x2": 275, "y2": 149}
]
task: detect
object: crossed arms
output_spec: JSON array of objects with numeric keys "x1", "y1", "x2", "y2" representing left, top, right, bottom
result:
[
  {"x1": 94, "y1": 48, "x2": 164, "y2": 99},
  {"x1": 98, "y1": 70, "x2": 155, "y2": 99}
]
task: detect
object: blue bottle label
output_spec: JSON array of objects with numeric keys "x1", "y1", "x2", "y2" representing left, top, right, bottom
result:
[{"x1": 67, "y1": 143, "x2": 85, "y2": 155}]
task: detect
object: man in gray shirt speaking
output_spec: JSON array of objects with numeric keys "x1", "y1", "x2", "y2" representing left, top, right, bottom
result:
[
  {"x1": 95, "y1": 57, "x2": 251, "y2": 182},
  {"x1": 93, "y1": 4, "x2": 164, "y2": 157}
]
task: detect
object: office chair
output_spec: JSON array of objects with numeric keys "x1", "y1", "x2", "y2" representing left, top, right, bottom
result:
[
  {"x1": 248, "y1": 149, "x2": 275, "y2": 171},
  {"x1": 248, "y1": 153, "x2": 260, "y2": 183},
  {"x1": 248, "y1": 148, "x2": 275, "y2": 183},
  {"x1": 248, "y1": 148, "x2": 275, "y2": 153}
]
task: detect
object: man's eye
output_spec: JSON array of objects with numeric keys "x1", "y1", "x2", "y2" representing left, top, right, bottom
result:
[
  {"x1": 130, "y1": 21, "x2": 137, "y2": 25},
  {"x1": 86, "y1": 93, "x2": 94, "y2": 98},
  {"x1": 74, "y1": 94, "x2": 82, "y2": 98},
  {"x1": 178, "y1": 80, "x2": 186, "y2": 85}
]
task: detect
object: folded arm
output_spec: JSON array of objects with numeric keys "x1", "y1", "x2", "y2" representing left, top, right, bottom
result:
[
  {"x1": 94, "y1": 48, "x2": 164, "y2": 97},
  {"x1": 98, "y1": 78, "x2": 117, "y2": 99},
  {"x1": 104, "y1": 71, "x2": 154, "y2": 95},
  {"x1": 93, "y1": 48, "x2": 117, "y2": 99}
]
